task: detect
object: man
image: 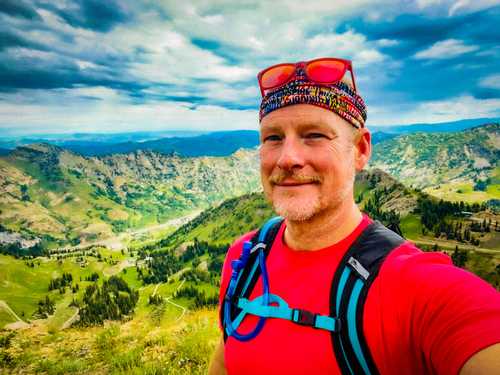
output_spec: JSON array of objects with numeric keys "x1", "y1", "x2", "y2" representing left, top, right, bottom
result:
[{"x1": 209, "y1": 57, "x2": 500, "y2": 374}]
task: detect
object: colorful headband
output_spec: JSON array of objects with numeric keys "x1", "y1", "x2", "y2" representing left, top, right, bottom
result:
[{"x1": 259, "y1": 78, "x2": 367, "y2": 129}]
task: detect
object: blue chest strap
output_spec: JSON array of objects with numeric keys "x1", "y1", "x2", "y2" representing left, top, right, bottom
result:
[{"x1": 234, "y1": 293, "x2": 340, "y2": 333}]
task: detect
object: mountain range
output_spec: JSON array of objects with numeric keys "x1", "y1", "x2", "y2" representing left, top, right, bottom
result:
[
  {"x1": 59, "y1": 130, "x2": 260, "y2": 157},
  {"x1": 370, "y1": 117, "x2": 499, "y2": 134},
  {"x1": 1, "y1": 118, "x2": 497, "y2": 158},
  {"x1": 370, "y1": 123, "x2": 499, "y2": 202},
  {"x1": 0, "y1": 122, "x2": 498, "y2": 247},
  {"x1": 0, "y1": 143, "x2": 260, "y2": 246}
]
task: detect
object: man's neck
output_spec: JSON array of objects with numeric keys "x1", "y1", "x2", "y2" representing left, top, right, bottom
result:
[{"x1": 283, "y1": 202, "x2": 363, "y2": 251}]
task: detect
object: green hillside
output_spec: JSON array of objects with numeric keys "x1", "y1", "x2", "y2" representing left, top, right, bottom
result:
[
  {"x1": 0, "y1": 144, "x2": 259, "y2": 247},
  {"x1": 370, "y1": 123, "x2": 499, "y2": 203}
]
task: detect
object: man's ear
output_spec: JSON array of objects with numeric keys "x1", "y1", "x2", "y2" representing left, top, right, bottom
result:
[{"x1": 354, "y1": 128, "x2": 371, "y2": 171}]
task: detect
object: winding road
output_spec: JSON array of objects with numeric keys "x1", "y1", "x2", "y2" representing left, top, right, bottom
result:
[{"x1": 51, "y1": 211, "x2": 201, "y2": 254}]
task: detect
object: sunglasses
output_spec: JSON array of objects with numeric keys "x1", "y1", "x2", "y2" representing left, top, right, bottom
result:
[{"x1": 257, "y1": 57, "x2": 357, "y2": 97}]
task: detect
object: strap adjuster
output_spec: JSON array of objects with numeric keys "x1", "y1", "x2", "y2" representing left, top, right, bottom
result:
[{"x1": 292, "y1": 308, "x2": 317, "y2": 327}]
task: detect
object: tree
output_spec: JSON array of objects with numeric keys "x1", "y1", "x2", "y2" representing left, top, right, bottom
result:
[{"x1": 451, "y1": 246, "x2": 468, "y2": 268}]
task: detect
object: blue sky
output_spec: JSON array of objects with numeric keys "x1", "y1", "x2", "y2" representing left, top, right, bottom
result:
[{"x1": 0, "y1": 0, "x2": 499, "y2": 135}]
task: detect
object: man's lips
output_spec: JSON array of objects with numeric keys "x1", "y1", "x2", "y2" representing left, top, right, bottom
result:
[
  {"x1": 274, "y1": 179, "x2": 317, "y2": 186},
  {"x1": 268, "y1": 171, "x2": 322, "y2": 186}
]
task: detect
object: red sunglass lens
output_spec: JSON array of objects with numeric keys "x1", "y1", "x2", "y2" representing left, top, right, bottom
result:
[
  {"x1": 260, "y1": 65, "x2": 296, "y2": 89},
  {"x1": 306, "y1": 60, "x2": 346, "y2": 83}
]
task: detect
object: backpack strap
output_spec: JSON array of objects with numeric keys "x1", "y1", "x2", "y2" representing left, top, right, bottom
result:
[
  {"x1": 330, "y1": 221, "x2": 405, "y2": 375},
  {"x1": 221, "y1": 216, "x2": 284, "y2": 342}
]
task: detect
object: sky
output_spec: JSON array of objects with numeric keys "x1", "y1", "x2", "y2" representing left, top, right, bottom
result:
[{"x1": 0, "y1": 0, "x2": 499, "y2": 136}]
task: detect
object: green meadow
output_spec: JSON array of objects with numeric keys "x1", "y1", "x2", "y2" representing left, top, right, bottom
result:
[{"x1": 0, "y1": 247, "x2": 221, "y2": 374}]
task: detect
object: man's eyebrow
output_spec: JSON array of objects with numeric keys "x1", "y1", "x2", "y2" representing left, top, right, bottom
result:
[
  {"x1": 260, "y1": 121, "x2": 339, "y2": 140},
  {"x1": 260, "y1": 124, "x2": 283, "y2": 135},
  {"x1": 298, "y1": 122, "x2": 335, "y2": 131},
  {"x1": 262, "y1": 121, "x2": 334, "y2": 131}
]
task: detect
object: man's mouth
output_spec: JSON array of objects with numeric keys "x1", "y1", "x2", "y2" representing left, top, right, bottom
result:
[
  {"x1": 270, "y1": 173, "x2": 322, "y2": 186},
  {"x1": 275, "y1": 179, "x2": 314, "y2": 186}
]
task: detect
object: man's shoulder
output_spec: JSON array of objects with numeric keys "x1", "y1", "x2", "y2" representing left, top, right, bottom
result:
[
  {"x1": 379, "y1": 241, "x2": 497, "y2": 297},
  {"x1": 226, "y1": 229, "x2": 259, "y2": 257},
  {"x1": 381, "y1": 241, "x2": 455, "y2": 281}
]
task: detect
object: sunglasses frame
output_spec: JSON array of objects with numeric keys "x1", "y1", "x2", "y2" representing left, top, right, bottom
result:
[{"x1": 257, "y1": 57, "x2": 357, "y2": 97}]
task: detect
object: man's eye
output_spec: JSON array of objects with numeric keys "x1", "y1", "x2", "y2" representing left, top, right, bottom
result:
[
  {"x1": 305, "y1": 133, "x2": 327, "y2": 139},
  {"x1": 263, "y1": 135, "x2": 282, "y2": 142}
]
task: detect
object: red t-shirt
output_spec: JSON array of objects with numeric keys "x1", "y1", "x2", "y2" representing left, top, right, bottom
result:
[{"x1": 218, "y1": 215, "x2": 500, "y2": 375}]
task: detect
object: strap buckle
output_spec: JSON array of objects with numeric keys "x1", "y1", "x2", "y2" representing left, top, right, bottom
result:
[{"x1": 292, "y1": 308, "x2": 317, "y2": 327}]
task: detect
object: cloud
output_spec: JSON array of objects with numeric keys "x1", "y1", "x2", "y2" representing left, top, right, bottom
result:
[
  {"x1": 413, "y1": 39, "x2": 479, "y2": 59},
  {"x1": 0, "y1": 45, "x2": 138, "y2": 91},
  {"x1": 0, "y1": 0, "x2": 40, "y2": 20},
  {"x1": 414, "y1": 0, "x2": 499, "y2": 16},
  {"x1": 448, "y1": 0, "x2": 500, "y2": 16},
  {"x1": 479, "y1": 74, "x2": 500, "y2": 90},
  {"x1": 306, "y1": 30, "x2": 387, "y2": 66},
  {"x1": 0, "y1": 87, "x2": 259, "y2": 134},
  {"x1": 0, "y1": 0, "x2": 498, "y2": 135},
  {"x1": 0, "y1": 29, "x2": 40, "y2": 51},
  {"x1": 38, "y1": 0, "x2": 132, "y2": 33},
  {"x1": 369, "y1": 95, "x2": 500, "y2": 125},
  {"x1": 376, "y1": 39, "x2": 399, "y2": 47},
  {"x1": 415, "y1": 0, "x2": 443, "y2": 8}
]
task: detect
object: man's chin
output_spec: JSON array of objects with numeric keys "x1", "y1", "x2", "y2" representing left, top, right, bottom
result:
[
  {"x1": 275, "y1": 208, "x2": 316, "y2": 222},
  {"x1": 272, "y1": 197, "x2": 320, "y2": 222}
]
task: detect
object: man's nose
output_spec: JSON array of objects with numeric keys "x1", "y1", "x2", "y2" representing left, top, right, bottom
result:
[{"x1": 276, "y1": 137, "x2": 305, "y2": 170}]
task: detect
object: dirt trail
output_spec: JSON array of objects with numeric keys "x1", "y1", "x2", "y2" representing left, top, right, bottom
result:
[
  {"x1": 1, "y1": 300, "x2": 30, "y2": 330},
  {"x1": 412, "y1": 237, "x2": 500, "y2": 253},
  {"x1": 61, "y1": 307, "x2": 79, "y2": 330},
  {"x1": 0, "y1": 300, "x2": 25, "y2": 323},
  {"x1": 103, "y1": 259, "x2": 135, "y2": 277},
  {"x1": 152, "y1": 283, "x2": 161, "y2": 296},
  {"x1": 165, "y1": 279, "x2": 187, "y2": 322}
]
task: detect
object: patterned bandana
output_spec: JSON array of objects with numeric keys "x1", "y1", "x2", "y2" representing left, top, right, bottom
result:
[{"x1": 259, "y1": 77, "x2": 367, "y2": 129}]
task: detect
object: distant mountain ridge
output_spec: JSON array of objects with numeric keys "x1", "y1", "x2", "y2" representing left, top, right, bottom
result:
[
  {"x1": 0, "y1": 130, "x2": 207, "y2": 149},
  {"x1": 62, "y1": 130, "x2": 260, "y2": 157},
  {"x1": 1, "y1": 118, "x2": 497, "y2": 158},
  {"x1": 370, "y1": 118, "x2": 499, "y2": 134}
]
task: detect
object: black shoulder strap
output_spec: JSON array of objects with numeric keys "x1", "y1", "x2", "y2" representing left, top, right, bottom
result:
[
  {"x1": 330, "y1": 221, "x2": 405, "y2": 375},
  {"x1": 221, "y1": 218, "x2": 283, "y2": 342}
]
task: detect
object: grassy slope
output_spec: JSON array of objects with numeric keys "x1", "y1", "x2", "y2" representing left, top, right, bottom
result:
[
  {"x1": 164, "y1": 192, "x2": 274, "y2": 248},
  {"x1": 0, "y1": 248, "x2": 220, "y2": 373},
  {"x1": 1, "y1": 306, "x2": 219, "y2": 374},
  {"x1": 370, "y1": 123, "x2": 499, "y2": 203},
  {"x1": 1, "y1": 146, "x2": 260, "y2": 245},
  {"x1": 0, "y1": 247, "x2": 130, "y2": 328}
]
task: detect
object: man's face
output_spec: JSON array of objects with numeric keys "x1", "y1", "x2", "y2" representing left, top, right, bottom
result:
[{"x1": 259, "y1": 104, "x2": 363, "y2": 222}]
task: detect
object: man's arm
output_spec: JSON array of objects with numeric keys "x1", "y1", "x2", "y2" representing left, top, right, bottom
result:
[
  {"x1": 208, "y1": 337, "x2": 227, "y2": 375},
  {"x1": 460, "y1": 343, "x2": 500, "y2": 375}
]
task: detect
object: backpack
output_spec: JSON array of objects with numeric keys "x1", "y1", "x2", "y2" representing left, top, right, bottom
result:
[{"x1": 221, "y1": 217, "x2": 405, "y2": 375}]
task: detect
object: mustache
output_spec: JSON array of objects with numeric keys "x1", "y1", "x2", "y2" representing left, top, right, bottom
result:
[{"x1": 269, "y1": 170, "x2": 323, "y2": 184}]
